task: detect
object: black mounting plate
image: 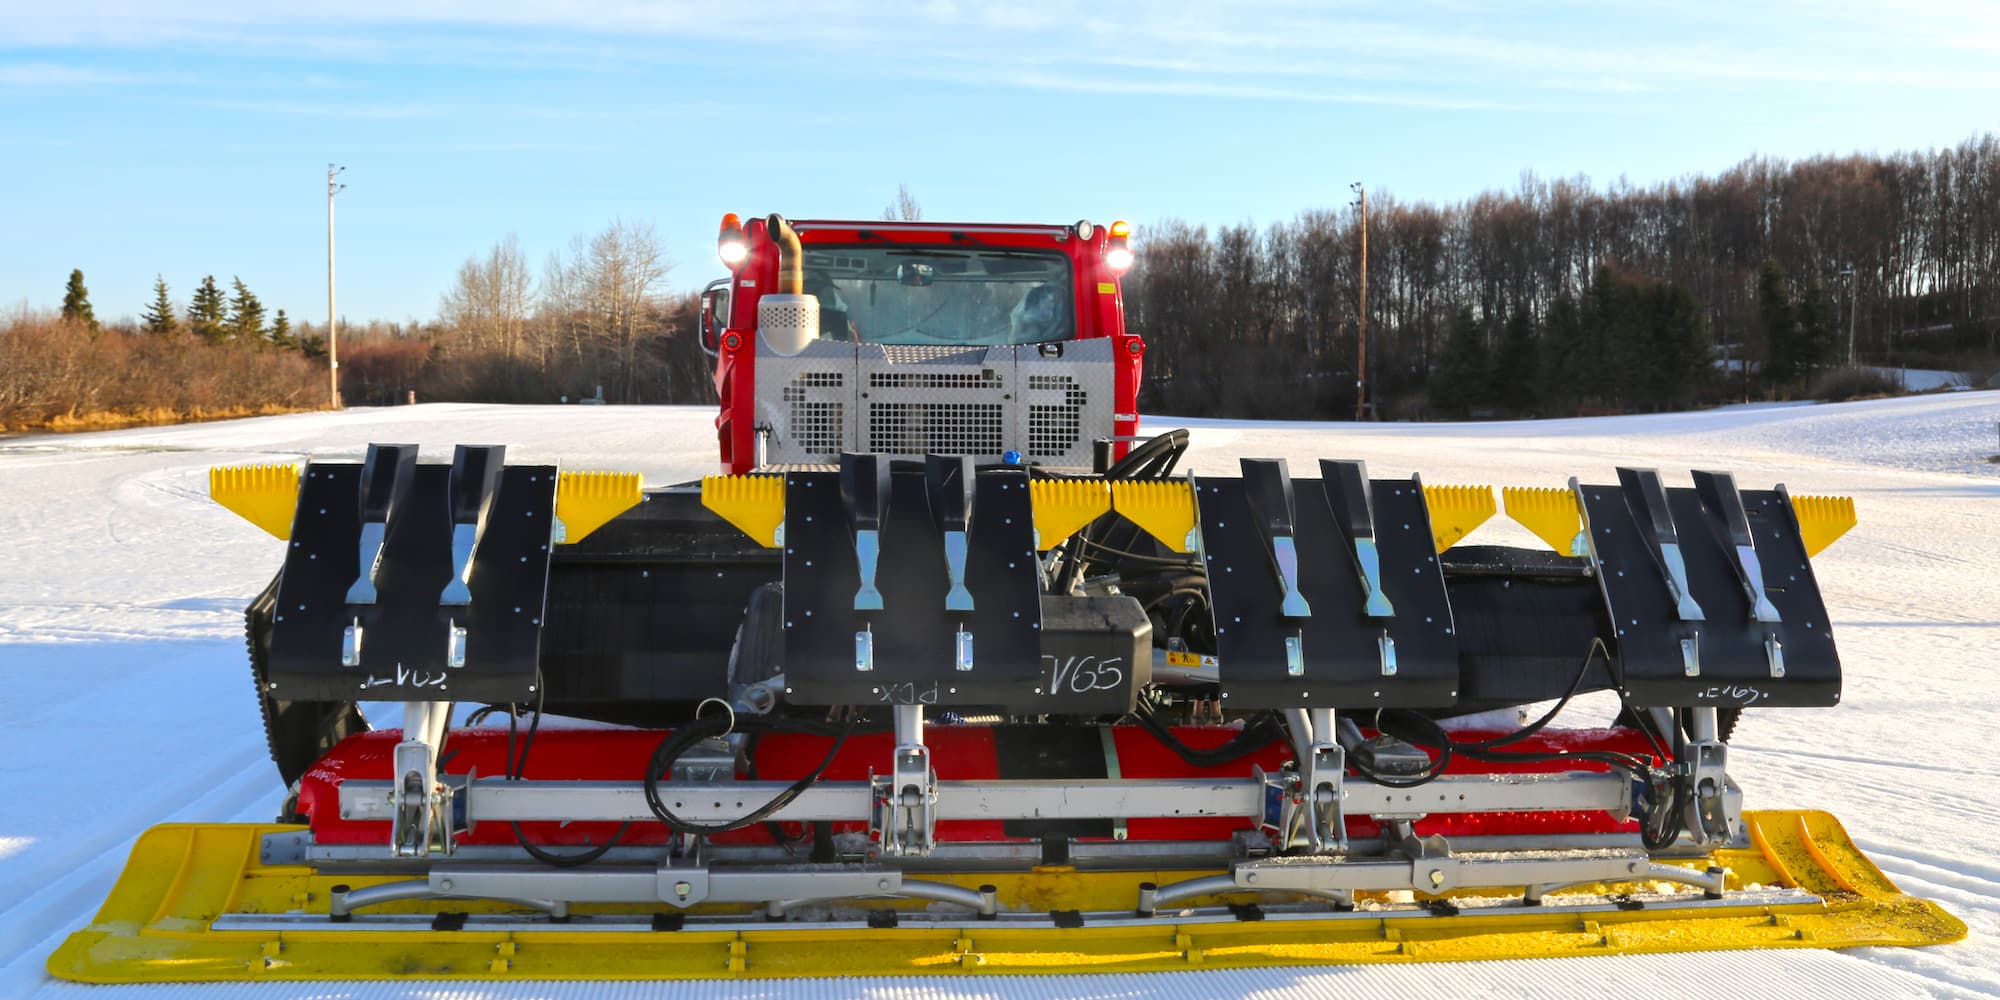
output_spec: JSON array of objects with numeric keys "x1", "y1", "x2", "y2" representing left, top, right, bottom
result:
[
  {"x1": 1196, "y1": 465, "x2": 1459, "y2": 709},
  {"x1": 780, "y1": 459, "x2": 1046, "y2": 708},
  {"x1": 267, "y1": 459, "x2": 557, "y2": 702},
  {"x1": 1581, "y1": 482, "x2": 1839, "y2": 708}
]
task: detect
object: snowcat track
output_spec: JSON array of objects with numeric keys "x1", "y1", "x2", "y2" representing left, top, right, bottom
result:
[{"x1": 47, "y1": 811, "x2": 1964, "y2": 983}]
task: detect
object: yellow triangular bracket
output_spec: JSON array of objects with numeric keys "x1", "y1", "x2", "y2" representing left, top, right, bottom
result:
[
  {"x1": 701, "y1": 474, "x2": 785, "y2": 548},
  {"x1": 556, "y1": 471, "x2": 644, "y2": 544},
  {"x1": 1790, "y1": 494, "x2": 1856, "y2": 557},
  {"x1": 1422, "y1": 484, "x2": 1495, "y2": 554},
  {"x1": 1503, "y1": 486, "x2": 1586, "y2": 556},
  {"x1": 209, "y1": 464, "x2": 301, "y2": 540},
  {"x1": 1110, "y1": 480, "x2": 1197, "y2": 553},
  {"x1": 1029, "y1": 479, "x2": 1112, "y2": 550}
]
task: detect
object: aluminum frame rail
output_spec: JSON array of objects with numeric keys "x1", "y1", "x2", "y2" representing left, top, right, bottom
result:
[{"x1": 337, "y1": 771, "x2": 1632, "y2": 827}]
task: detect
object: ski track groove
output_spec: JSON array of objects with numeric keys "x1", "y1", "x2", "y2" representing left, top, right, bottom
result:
[
  {"x1": 0, "y1": 745, "x2": 274, "y2": 992},
  {"x1": 1731, "y1": 742, "x2": 2000, "y2": 779}
]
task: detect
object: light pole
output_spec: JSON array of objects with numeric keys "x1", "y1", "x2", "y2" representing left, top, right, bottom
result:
[
  {"x1": 1351, "y1": 181, "x2": 1368, "y2": 422},
  {"x1": 1838, "y1": 267, "x2": 1856, "y2": 367},
  {"x1": 327, "y1": 164, "x2": 346, "y2": 409}
]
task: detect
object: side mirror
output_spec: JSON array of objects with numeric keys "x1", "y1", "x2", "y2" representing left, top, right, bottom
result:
[{"x1": 699, "y1": 279, "x2": 730, "y2": 358}]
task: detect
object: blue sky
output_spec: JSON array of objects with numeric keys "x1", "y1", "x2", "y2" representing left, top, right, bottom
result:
[{"x1": 3, "y1": 1, "x2": 1997, "y2": 323}]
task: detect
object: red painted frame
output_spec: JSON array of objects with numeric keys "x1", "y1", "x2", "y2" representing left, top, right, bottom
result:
[
  {"x1": 299, "y1": 725, "x2": 1659, "y2": 850},
  {"x1": 710, "y1": 219, "x2": 1143, "y2": 474}
]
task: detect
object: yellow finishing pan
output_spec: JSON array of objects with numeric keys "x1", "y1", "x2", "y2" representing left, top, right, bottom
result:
[{"x1": 48, "y1": 810, "x2": 1962, "y2": 983}]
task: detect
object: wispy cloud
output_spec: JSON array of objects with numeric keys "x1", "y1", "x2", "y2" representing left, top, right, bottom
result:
[
  {"x1": 0, "y1": 63, "x2": 188, "y2": 87},
  {"x1": 6, "y1": 1, "x2": 1997, "y2": 106}
]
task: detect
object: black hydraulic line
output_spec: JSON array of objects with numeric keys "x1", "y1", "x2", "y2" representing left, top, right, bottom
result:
[
  {"x1": 642, "y1": 713, "x2": 858, "y2": 837},
  {"x1": 1351, "y1": 638, "x2": 1665, "y2": 789},
  {"x1": 505, "y1": 674, "x2": 631, "y2": 867},
  {"x1": 1132, "y1": 705, "x2": 1286, "y2": 769}
]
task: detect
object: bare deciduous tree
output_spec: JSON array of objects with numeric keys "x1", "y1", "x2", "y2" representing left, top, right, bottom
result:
[{"x1": 883, "y1": 183, "x2": 922, "y2": 222}]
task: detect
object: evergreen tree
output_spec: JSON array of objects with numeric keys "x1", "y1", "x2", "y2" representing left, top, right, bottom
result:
[
  {"x1": 1492, "y1": 302, "x2": 1540, "y2": 415},
  {"x1": 228, "y1": 277, "x2": 268, "y2": 342},
  {"x1": 1796, "y1": 281, "x2": 1841, "y2": 375},
  {"x1": 142, "y1": 275, "x2": 179, "y2": 335},
  {"x1": 1582, "y1": 266, "x2": 1627, "y2": 405},
  {"x1": 1758, "y1": 258, "x2": 1799, "y2": 395},
  {"x1": 1539, "y1": 292, "x2": 1586, "y2": 412},
  {"x1": 1647, "y1": 281, "x2": 1711, "y2": 408},
  {"x1": 188, "y1": 275, "x2": 228, "y2": 343},
  {"x1": 1429, "y1": 306, "x2": 1492, "y2": 416},
  {"x1": 61, "y1": 269, "x2": 99, "y2": 332},
  {"x1": 270, "y1": 309, "x2": 293, "y2": 349}
]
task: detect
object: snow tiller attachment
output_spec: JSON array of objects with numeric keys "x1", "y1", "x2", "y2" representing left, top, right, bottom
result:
[
  {"x1": 48, "y1": 215, "x2": 1959, "y2": 982},
  {"x1": 50, "y1": 441, "x2": 1962, "y2": 983}
]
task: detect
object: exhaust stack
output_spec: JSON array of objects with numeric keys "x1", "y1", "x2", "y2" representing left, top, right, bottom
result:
[{"x1": 757, "y1": 213, "x2": 817, "y2": 355}]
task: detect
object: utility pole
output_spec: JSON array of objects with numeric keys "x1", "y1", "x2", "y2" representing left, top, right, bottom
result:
[
  {"x1": 1839, "y1": 267, "x2": 1857, "y2": 367},
  {"x1": 1352, "y1": 181, "x2": 1369, "y2": 422},
  {"x1": 327, "y1": 164, "x2": 346, "y2": 408}
]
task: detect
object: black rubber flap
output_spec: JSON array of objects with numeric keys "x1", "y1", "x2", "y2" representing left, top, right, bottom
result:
[
  {"x1": 781, "y1": 457, "x2": 1044, "y2": 707},
  {"x1": 1581, "y1": 479, "x2": 1839, "y2": 707},
  {"x1": 1197, "y1": 462, "x2": 1459, "y2": 709},
  {"x1": 267, "y1": 452, "x2": 557, "y2": 702}
]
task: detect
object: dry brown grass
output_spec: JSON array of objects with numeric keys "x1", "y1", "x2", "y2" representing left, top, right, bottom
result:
[{"x1": 0, "y1": 312, "x2": 326, "y2": 432}]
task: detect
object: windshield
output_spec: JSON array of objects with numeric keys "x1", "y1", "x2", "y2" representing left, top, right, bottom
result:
[{"x1": 801, "y1": 245, "x2": 1074, "y2": 346}]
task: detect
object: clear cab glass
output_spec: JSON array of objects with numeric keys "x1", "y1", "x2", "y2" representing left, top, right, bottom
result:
[{"x1": 801, "y1": 245, "x2": 1074, "y2": 346}]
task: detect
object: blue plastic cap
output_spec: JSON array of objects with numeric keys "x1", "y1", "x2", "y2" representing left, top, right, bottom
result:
[{"x1": 1002, "y1": 450, "x2": 1023, "y2": 465}]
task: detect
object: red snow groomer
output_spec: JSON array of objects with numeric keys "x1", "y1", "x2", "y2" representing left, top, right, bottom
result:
[{"x1": 54, "y1": 215, "x2": 1960, "y2": 983}]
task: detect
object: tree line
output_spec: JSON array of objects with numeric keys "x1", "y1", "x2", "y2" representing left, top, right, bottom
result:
[
  {"x1": 3, "y1": 269, "x2": 321, "y2": 431},
  {"x1": 1125, "y1": 133, "x2": 2000, "y2": 418},
  {"x1": 338, "y1": 219, "x2": 708, "y2": 407}
]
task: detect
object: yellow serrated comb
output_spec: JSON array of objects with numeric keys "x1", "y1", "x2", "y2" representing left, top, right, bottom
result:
[
  {"x1": 1502, "y1": 485, "x2": 1586, "y2": 556},
  {"x1": 1029, "y1": 479, "x2": 1112, "y2": 550},
  {"x1": 1110, "y1": 479, "x2": 1197, "y2": 553},
  {"x1": 1790, "y1": 494, "x2": 1856, "y2": 557},
  {"x1": 1422, "y1": 483, "x2": 1496, "y2": 554},
  {"x1": 556, "y1": 471, "x2": 644, "y2": 544},
  {"x1": 208, "y1": 463, "x2": 301, "y2": 540},
  {"x1": 700, "y1": 474, "x2": 785, "y2": 548}
]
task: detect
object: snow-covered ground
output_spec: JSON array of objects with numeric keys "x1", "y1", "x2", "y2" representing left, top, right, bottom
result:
[{"x1": 2, "y1": 393, "x2": 1997, "y2": 999}]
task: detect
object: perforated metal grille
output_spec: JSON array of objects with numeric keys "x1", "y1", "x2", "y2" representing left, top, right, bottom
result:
[
  {"x1": 1025, "y1": 375, "x2": 1089, "y2": 458},
  {"x1": 869, "y1": 371, "x2": 1003, "y2": 390},
  {"x1": 783, "y1": 372, "x2": 845, "y2": 454},
  {"x1": 868, "y1": 402, "x2": 1005, "y2": 455},
  {"x1": 882, "y1": 345, "x2": 986, "y2": 365}
]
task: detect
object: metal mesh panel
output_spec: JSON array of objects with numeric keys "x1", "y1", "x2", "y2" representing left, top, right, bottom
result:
[
  {"x1": 881, "y1": 345, "x2": 988, "y2": 365},
  {"x1": 868, "y1": 402, "x2": 1005, "y2": 455},
  {"x1": 782, "y1": 372, "x2": 846, "y2": 455},
  {"x1": 869, "y1": 371, "x2": 1003, "y2": 390},
  {"x1": 1026, "y1": 375, "x2": 1088, "y2": 458}
]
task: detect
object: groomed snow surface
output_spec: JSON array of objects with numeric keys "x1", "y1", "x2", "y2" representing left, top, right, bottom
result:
[{"x1": 2, "y1": 392, "x2": 1997, "y2": 1000}]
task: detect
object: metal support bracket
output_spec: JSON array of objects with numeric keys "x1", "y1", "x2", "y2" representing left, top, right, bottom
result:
[
  {"x1": 390, "y1": 700, "x2": 455, "y2": 858},
  {"x1": 873, "y1": 704, "x2": 936, "y2": 857},
  {"x1": 1681, "y1": 708, "x2": 1739, "y2": 848},
  {"x1": 1280, "y1": 707, "x2": 1346, "y2": 853}
]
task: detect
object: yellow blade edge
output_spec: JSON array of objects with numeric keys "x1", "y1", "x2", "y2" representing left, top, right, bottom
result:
[
  {"x1": 1029, "y1": 479, "x2": 1112, "y2": 550},
  {"x1": 1791, "y1": 494, "x2": 1857, "y2": 557},
  {"x1": 1422, "y1": 484, "x2": 1496, "y2": 554},
  {"x1": 1109, "y1": 479, "x2": 1196, "y2": 553},
  {"x1": 208, "y1": 463, "x2": 301, "y2": 540},
  {"x1": 1502, "y1": 485, "x2": 1583, "y2": 556},
  {"x1": 700, "y1": 474, "x2": 784, "y2": 548},
  {"x1": 49, "y1": 811, "x2": 1963, "y2": 983},
  {"x1": 555, "y1": 471, "x2": 644, "y2": 545}
]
